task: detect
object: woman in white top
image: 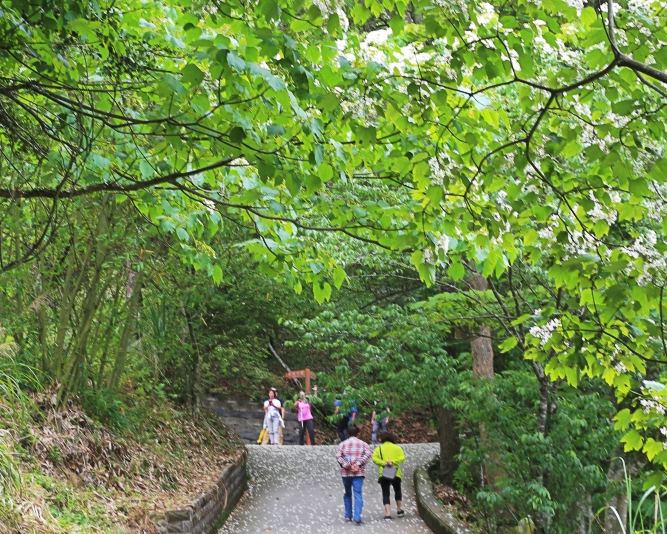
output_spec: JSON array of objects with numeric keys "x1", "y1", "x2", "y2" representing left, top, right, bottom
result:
[{"x1": 264, "y1": 389, "x2": 282, "y2": 445}]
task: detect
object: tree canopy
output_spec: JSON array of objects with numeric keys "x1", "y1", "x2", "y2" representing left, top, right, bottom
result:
[{"x1": 3, "y1": 0, "x2": 667, "y2": 529}]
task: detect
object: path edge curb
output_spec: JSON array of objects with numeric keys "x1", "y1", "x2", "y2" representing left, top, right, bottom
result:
[
  {"x1": 414, "y1": 466, "x2": 474, "y2": 534},
  {"x1": 153, "y1": 449, "x2": 248, "y2": 534}
]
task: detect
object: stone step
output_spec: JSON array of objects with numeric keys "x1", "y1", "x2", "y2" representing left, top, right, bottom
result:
[
  {"x1": 238, "y1": 431, "x2": 300, "y2": 443},
  {"x1": 205, "y1": 396, "x2": 304, "y2": 445},
  {"x1": 211, "y1": 408, "x2": 298, "y2": 421},
  {"x1": 220, "y1": 415, "x2": 299, "y2": 428}
]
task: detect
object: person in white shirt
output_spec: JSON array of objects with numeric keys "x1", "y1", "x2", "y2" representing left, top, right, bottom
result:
[{"x1": 264, "y1": 389, "x2": 282, "y2": 445}]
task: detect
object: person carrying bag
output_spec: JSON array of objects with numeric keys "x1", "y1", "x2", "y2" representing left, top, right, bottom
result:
[{"x1": 372, "y1": 431, "x2": 406, "y2": 520}]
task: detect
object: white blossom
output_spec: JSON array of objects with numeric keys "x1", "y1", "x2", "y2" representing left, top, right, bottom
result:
[
  {"x1": 529, "y1": 318, "x2": 561, "y2": 346},
  {"x1": 477, "y1": 2, "x2": 496, "y2": 26},
  {"x1": 564, "y1": 0, "x2": 584, "y2": 12},
  {"x1": 429, "y1": 157, "x2": 446, "y2": 186},
  {"x1": 363, "y1": 28, "x2": 392, "y2": 46}
]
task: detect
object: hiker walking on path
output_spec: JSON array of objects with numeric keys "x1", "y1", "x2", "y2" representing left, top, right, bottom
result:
[
  {"x1": 334, "y1": 398, "x2": 358, "y2": 442},
  {"x1": 295, "y1": 391, "x2": 316, "y2": 445},
  {"x1": 372, "y1": 431, "x2": 406, "y2": 520},
  {"x1": 371, "y1": 402, "x2": 391, "y2": 446},
  {"x1": 261, "y1": 387, "x2": 285, "y2": 445},
  {"x1": 336, "y1": 425, "x2": 371, "y2": 525},
  {"x1": 264, "y1": 389, "x2": 283, "y2": 445}
]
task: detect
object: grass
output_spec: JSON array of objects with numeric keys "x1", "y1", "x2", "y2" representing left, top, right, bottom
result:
[
  {"x1": 0, "y1": 387, "x2": 243, "y2": 534},
  {"x1": 608, "y1": 458, "x2": 666, "y2": 534},
  {"x1": 0, "y1": 355, "x2": 39, "y2": 497}
]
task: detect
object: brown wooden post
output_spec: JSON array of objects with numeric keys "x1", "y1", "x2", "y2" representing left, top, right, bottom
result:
[{"x1": 305, "y1": 369, "x2": 312, "y2": 445}]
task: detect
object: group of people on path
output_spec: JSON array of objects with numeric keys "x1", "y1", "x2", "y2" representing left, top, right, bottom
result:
[
  {"x1": 261, "y1": 387, "x2": 316, "y2": 446},
  {"x1": 336, "y1": 425, "x2": 406, "y2": 524},
  {"x1": 260, "y1": 387, "x2": 405, "y2": 523},
  {"x1": 335, "y1": 398, "x2": 391, "y2": 445}
]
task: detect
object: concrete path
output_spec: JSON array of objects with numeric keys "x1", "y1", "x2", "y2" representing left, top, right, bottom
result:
[{"x1": 219, "y1": 443, "x2": 439, "y2": 534}]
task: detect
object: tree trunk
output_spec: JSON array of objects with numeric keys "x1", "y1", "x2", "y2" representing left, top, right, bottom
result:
[
  {"x1": 575, "y1": 492, "x2": 592, "y2": 534},
  {"x1": 95, "y1": 277, "x2": 123, "y2": 389},
  {"x1": 108, "y1": 268, "x2": 144, "y2": 390},
  {"x1": 437, "y1": 405, "x2": 460, "y2": 486},
  {"x1": 53, "y1": 229, "x2": 94, "y2": 377},
  {"x1": 36, "y1": 254, "x2": 50, "y2": 372},
  {"x1": 604, "y1": 452, "x2": 644, "y2": 534},
  {"x1": 185, "y1": 311, "x2": 202, "y2": 409},
  {"x1": 469, "y1": 273, "x2": 494, "y2": 381},
  {"x1": 469, "y1": 272, "x2": 496, "y2": 488},
  {"x1": 57, "y1": 200, "x2": 112, "y2": 404}
]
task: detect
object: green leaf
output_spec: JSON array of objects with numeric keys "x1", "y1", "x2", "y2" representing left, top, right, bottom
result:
[
  {"x1": 212, "y1": 265, "x2": 223, "y2": 285},
  {"x1": 260, "y1": 0, "x2": 281, "y2": 20},
  {"x1": 524, "y1": 229, "x2": 539, "y2": 246},
  {"x1": 313, "y1": 280, "x2": 332, "y2": 303},
  {"x1": 307, "y1": 4, "x2": 322, "y2": 24},
  {"x1": 181, "y1": 63, "x2": 205, "y2": 86},
  {"x1": 614, "y1": 408, "x2": 632, "y2": 430},
  {"x1": 499, "y1": 336, "x2": 518, "y2": 353},
  {"x1": 351, "y1": 2, "x2": 370, "y2": 24},
  {"x1": 644, "y1": 438, "x2": 664, "y2": 461},
  {"x1": 621, "y1": 430, "x2": 644, "y2": 452},
  {"x1": 448, "y1": 262, "x2": 465, "y2": 281},
  {"x1": 426, "y1": 186, "x2": 444, "y2": 204},
  {"x1": 411, "y1": 250, "x2": 424, "y2": 272},
  {"x1": 580, "y1": 6, "x2": 597, "y2": 25},
  {"x1": 176, "y1": 227, "x2": 190, "y2": 241},
  {"x1": 319, "y1": 163, "x2": 334, "y2": 182},
  {"x1": 229, "y1": 127, "x2": 246, "y2": 143},
  {"x1": 305, "y1": 174, "x2": 322, "y2": 194},
  {"x1": 333, "y1": 266, "x2": 347, "y2": 289},
  {"x1": 354, "y1": 126, "x2": 377, "y2": 146},
  {"x1": 267, "y1": 124, "x2": 286, "y2": 136},
  {"x1": 326, "y1": 12, "x2": 341, "y2": 35},
  {"x1": 511, "y1": 314, "x2": 532, "y2": 326},
  {"x1": 227, "y1": 52, "x2": 246, "y2": 72},
  {"x1": 389, "y1": 15, "x2": 404, "y2": 34},
  {"x1": 561, "y1": 140, "x2": 582, "y2": 159}
]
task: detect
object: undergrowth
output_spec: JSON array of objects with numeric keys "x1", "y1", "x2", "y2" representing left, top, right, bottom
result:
[{"x1": 0, "y1": 365, "x2": 244, "y2": 534}]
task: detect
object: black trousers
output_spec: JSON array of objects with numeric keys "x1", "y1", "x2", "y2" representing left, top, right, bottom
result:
[
  {"x1": 299, "y1": 419, "x2": 315, "y2": 445},
  {"x1": 379, "y1": 477, "x2": 402, "y2": 505},
  {"x1": 337, "y1": 417, "x2": 349, "y2": 441}
]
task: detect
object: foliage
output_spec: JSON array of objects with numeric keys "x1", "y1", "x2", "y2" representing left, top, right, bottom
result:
[
  {"x1": 608, "y1": 459, "x2": 667, "y2": 534},
  {"x1": 0, "y1": 356, "x2": 40, "y2": 497},
  {"x1": 2, "y1": 0, "x2": 667, "y2": 530}
]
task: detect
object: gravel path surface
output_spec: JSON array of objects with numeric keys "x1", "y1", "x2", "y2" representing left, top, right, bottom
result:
[{"x1": 219, "y1": 443, "x2": 439, "y2": 534}]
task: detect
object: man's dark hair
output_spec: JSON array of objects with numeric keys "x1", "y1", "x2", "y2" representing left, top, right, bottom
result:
[
  {"x1": 381, "y1": 431, "x2": 397, "y2": 444},
  {"x1": 348, "y1": 425, "x2": 360, "y2": 437}
]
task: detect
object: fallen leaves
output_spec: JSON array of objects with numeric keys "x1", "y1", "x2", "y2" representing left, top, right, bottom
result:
[{"x1": 2, "y1": 391, "x2": 245, "y2": 534}]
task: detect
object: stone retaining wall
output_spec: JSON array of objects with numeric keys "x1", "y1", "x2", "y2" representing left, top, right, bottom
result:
[
  {"x1": 414, "y1": 466, "x2": 474, "y2": 534},
  {"x1": 154, "y1": 451, "x2": 247, "y2": 534}
]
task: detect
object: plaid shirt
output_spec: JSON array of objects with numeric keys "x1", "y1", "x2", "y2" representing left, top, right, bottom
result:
[{"x1": 336, "y1": 437, "x2": 372, "y2": 477}]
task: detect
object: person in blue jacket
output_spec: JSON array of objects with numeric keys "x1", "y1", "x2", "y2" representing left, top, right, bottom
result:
[{"x1": 334, "y1": 398, "x2": 358, "y2": 441}]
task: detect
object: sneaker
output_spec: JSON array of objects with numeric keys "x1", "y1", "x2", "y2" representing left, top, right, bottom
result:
[
  {"x1": 397, "y1": 510, "x2": 405, "y2": 517},
  {"x1": 354, "y1": 520, "x2": 362, "y2": 525},
  {"x1": 384, "y1": 515, "x2": 392, "y2": 520}
]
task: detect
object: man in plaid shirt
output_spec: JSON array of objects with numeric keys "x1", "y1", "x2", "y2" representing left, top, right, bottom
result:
[{"x1": 336, "y1": 426, "x2": 372, "y2": 524}]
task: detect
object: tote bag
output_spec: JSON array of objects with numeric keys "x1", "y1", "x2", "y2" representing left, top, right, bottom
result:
[{"x1": 379, "y1": 446, "x2": 397, "y2": 480}]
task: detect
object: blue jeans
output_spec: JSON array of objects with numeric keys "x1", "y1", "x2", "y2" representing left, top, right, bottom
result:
[
  {"x1": 342, "y1": 476, "x2": 364, "y2": 522},
  {"x1": 372, "y1": 418, "x2": 388, "y2": 444}
]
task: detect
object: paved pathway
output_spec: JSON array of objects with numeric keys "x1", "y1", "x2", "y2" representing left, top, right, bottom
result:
[{"x1": 220, "y1": 443, "x2": 439, "y2": 534}]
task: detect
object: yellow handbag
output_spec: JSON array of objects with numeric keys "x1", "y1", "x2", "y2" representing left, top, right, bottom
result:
[{"x1": 257, "y1": 429, "x2": 266, "y2": 444}]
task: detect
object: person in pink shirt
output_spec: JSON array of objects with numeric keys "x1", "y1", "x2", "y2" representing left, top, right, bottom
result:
[{"x1": 295, "y1": 391, "x2": 316, "y2": 445}]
